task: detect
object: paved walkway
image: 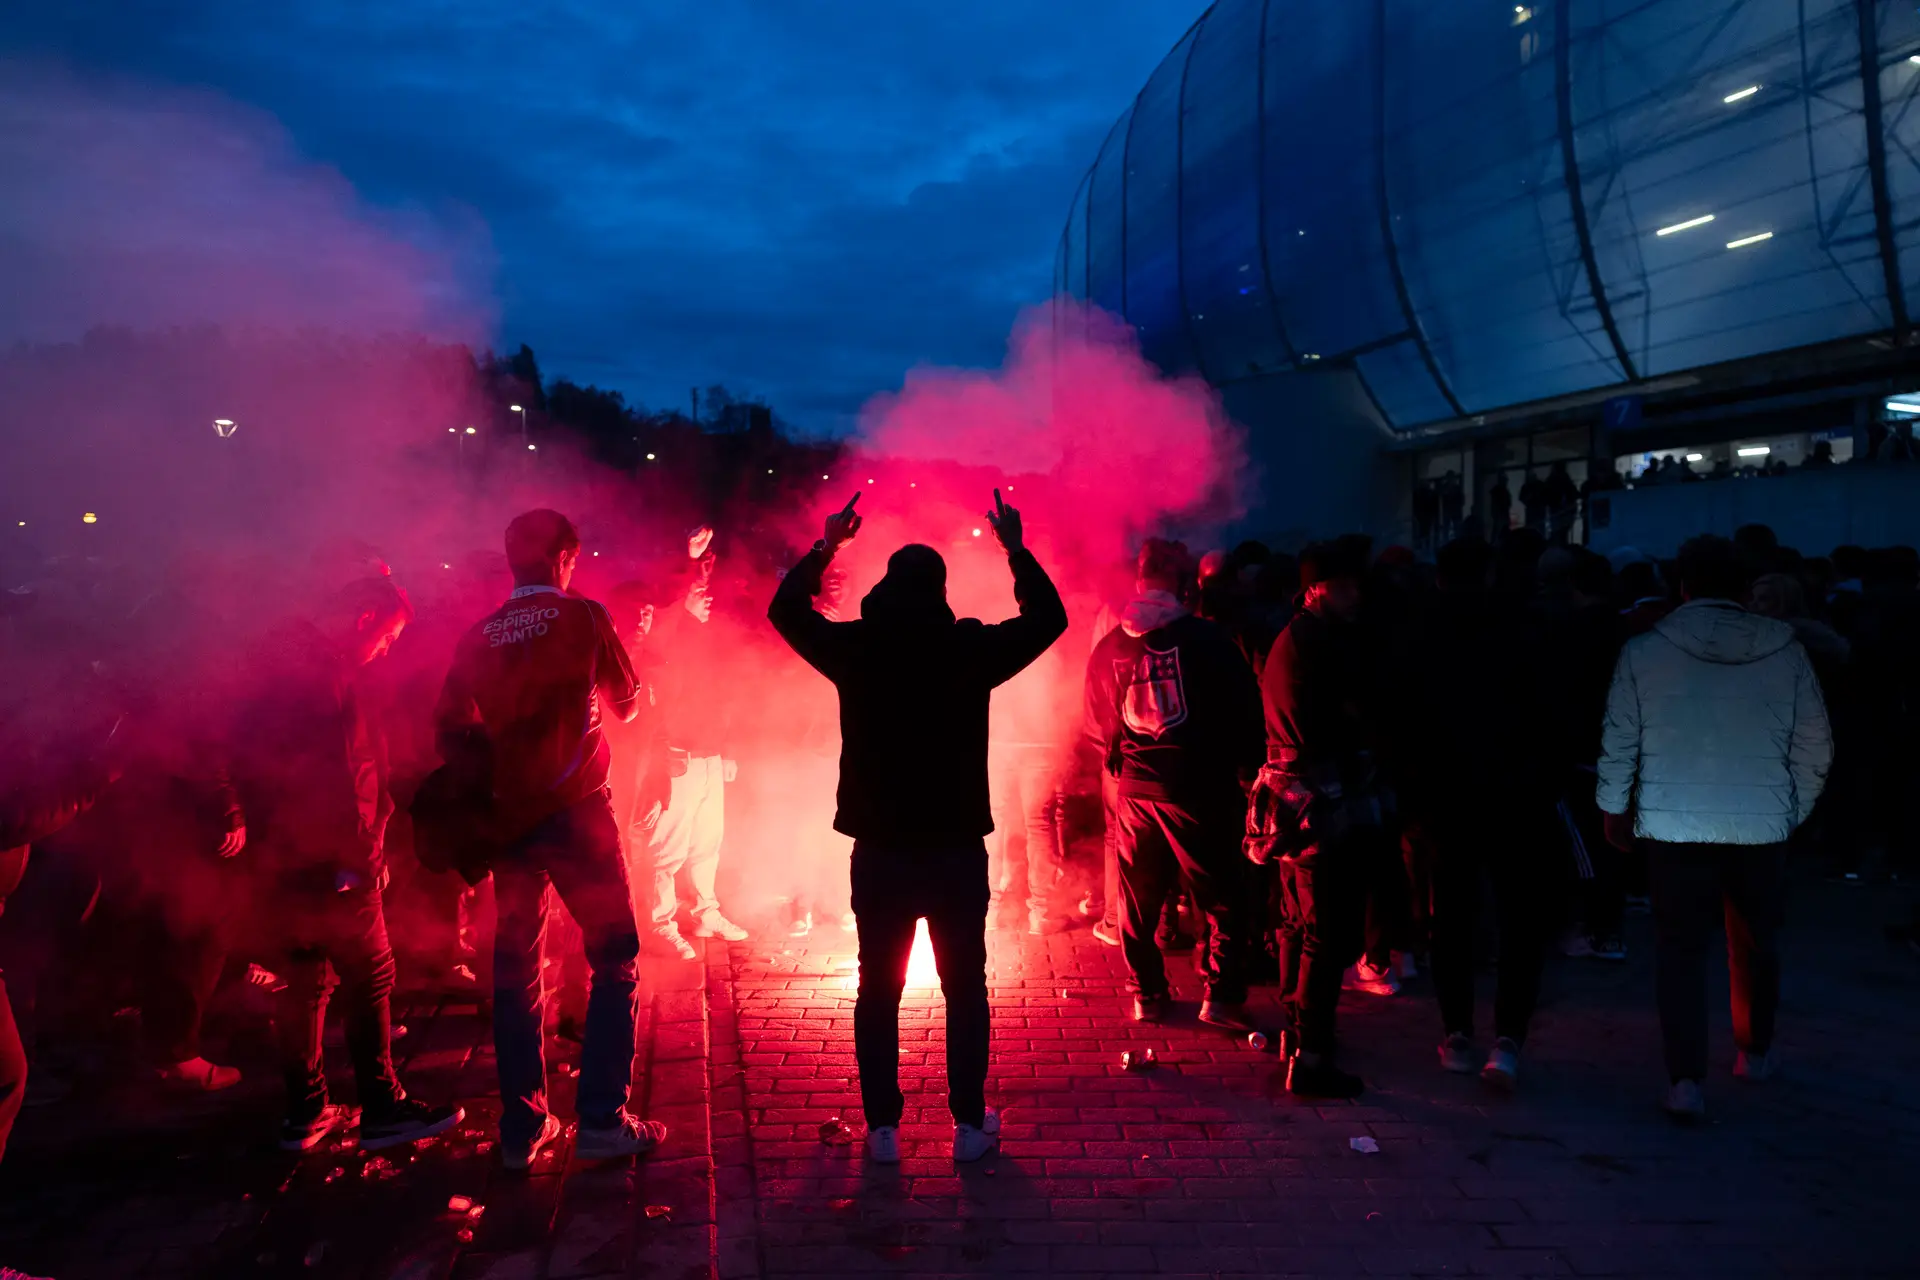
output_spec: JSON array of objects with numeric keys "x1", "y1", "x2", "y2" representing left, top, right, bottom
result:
[{"x1": 0, "y1": 875, "x2": 1915, "y2": 1278}]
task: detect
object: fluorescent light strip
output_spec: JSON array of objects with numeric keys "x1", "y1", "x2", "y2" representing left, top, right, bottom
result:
[
  {"x1": 1723, "y1": 85, "x2": 1760, "y2": 103},
  {"x1": 1737, "y1": 446, "x2": 1771, "y2": 457},
  {"x1": 1656, "y1": 213, "x2": 1715, "y2": 236},
  {"x1": 1726, "y1": 231, "x2": 1774, "y2": 249},
  {"x1": 1686, "y1": 454, "x2": 1704, "y2": 462}
]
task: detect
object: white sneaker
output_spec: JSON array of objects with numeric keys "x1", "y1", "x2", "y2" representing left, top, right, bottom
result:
[
  {"x1": 866, "y1": 1125, "x2": 901, "y2": 1164},
  {"x1": 1664, "y1": 1079, "x2": 1706, "y2": 1121},
  {"x1": 501, "y1": 1113, "x2": 563, "y2": 1172},
  {"x1": 651, "y1": 926, "x2": 697, "y2": 960},
  {"x1": 1438, "y1": 1033, "x2": 1477, "y2": 1075},
  {"x1": 1343, "y1": 960, "x2": 1400, "y2": 997},
  {"x1": 953, "y1": 1107, "x2": 1000, "y2": 1162},
  {"x1": 575, "y1": 1113, "x2": 668, "y2": 1160},
  {"x1": 1734, "y1": 1048, "x2": 1777, "y2": 1082},
  {"x1": 1481, "y1": 1037, "x2": 1520, "y2": 1093},
  {"x1": 694, "y1": 911, "x2": 749, "y2": 941}
]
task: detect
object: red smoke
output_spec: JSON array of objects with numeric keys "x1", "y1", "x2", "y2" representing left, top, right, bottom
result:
[{"x1": 0, "y1": 55, "x2": 1253, "y2": 955}]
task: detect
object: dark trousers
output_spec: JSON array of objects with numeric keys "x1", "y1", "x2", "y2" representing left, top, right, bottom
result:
[
  {"x1": 1649, "y1": 841, "x2": 1786, "y2": 1083},
  {"x1": 135, "y1": 913, "x2": 228, "y2": 1063},
  {"x1": 850, "y1": 841, "x2": 990, "y2": 1128},
  {"x1": 1274, "y1": 832, "x2": 1379, "y2": 1055},
  {"x1": 1094, "y1": 774, "x2": 1121, "y2": 927},
  {"x1": 1564, "y1": 783, "x2": 1624, "y2": 940},
  {"x1": 274, "y1": 884, "x2": 403, "y2": 1123},
  {"x1": 0, "y1": 972, "x2": 22, "y2": 1166},
  {"x1": 1427, "y1": 806, "x2": 1555, "y2": 1045},
  {"x1": 1115, "y1": 791, "x2": 1248, "y2": 1006},
  {"x1": 493, "y1": 791, "x2": 639, "y2": 1145}
]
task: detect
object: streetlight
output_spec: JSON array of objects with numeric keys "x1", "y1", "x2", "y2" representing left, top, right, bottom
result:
[
  {"x1": 212, "y1": 418, "x2": 237, "y2": 437},
  {"x1": 509, "y1": 404, "x2": 527, "y2": 447},
  {"x1": 646, "y1": 452, "x2": 657, "y2": 461},
  {"x1": 82, "y1": 512, "x2": 98, "y2": 524}
]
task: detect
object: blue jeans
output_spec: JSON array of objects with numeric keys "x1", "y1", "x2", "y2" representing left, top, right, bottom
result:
[{"x1": 493, "y1": 790, "x2": 639, "y2": 1145}]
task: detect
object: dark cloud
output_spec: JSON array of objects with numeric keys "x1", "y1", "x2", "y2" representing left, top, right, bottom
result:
[{"x1": 2, "y1": 0, "x2": 1202, "y2": 431}]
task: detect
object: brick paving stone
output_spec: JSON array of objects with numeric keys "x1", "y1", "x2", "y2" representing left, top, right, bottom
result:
[
  {"x1": 0, "y1": 877, "x2": 1913, "y2": 1277},
  {"x1": 724, "y1": 877, "x2": 1919, "y2": 1278}
]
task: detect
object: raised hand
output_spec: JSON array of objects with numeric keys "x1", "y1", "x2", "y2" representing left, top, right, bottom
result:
[
  {"x1": 687, "y1": 525, "x2": 715, "y2": 560},
  {"x1": 985, "y1": 488, "x2": 1024, "y2": 554},
  {"x1": 824, "y1": 493, "x2": 863, "y2": 550}
]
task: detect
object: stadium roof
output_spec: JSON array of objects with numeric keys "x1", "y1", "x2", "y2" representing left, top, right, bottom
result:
[{"x1": 1057, "y1": 0, "x2": 1920, "y2": 431}]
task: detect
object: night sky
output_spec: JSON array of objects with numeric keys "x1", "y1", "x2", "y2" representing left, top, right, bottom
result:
[{"x1": 2, "y1": 2, "x2": 1206, "y2": 432}]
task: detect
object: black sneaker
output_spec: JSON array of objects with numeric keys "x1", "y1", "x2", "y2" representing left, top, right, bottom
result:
[
  {"x1": 1132, "y1": 994, "x2": 1171, "y2": 1024},
  {"x1": 280, "y1": 1103, "x2": 357, "y2": 1152},
  {"x1": 1197, "y1": 1000, "x2": 1257, "y2": 1033},
  {"x1": 360, "y1": 1098, "x2": 465, "y2": 1151},
  {"x1": 1285, "y1": 1055, "x2": 1365, "y2": 1100}
]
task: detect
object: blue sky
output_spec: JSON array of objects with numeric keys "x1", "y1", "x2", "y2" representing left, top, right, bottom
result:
[{"x1": 3, "y1": 1, "x2": 1205, "y2": 431}]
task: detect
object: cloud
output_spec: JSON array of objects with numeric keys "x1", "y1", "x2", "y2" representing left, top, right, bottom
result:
[
  {"x1": 0, "y1": 0, "x2": 1205, "y2": 429},
  {"x1": 0, "y1": 60, "x2": 496, "y2": 344}
]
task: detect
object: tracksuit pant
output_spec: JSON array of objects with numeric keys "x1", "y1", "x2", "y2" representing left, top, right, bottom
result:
[
  {"x1": 1115, "y1": 789, "x2": 1248, "y2": 1006},
  {"x1": 644, "y1": 754, "x2": 725, "y2": 930}
]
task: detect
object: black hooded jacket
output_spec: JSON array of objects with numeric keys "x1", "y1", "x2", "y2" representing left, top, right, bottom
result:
[{"x1": 769, "y1": 543, "x2": 1068, "y2": 847}]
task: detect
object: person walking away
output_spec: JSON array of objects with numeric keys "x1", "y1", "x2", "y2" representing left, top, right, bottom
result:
[
  {"x1": 1406, "y1": 540, "x2": 1559, "y2": 1092},
  {"x1": 436, "y1": 510, "x2": 668, "y2": 1168},
  {"x1": 1254, "y1": 543, "x2": 1388, "y2": 1099},
  {"x1": 1085, "y1": 540, "x2": 1265, "y2": 1032},
  {"x1": 644, "y1": 527, "x2": 748, "y2": 957},
  {"x1": 231, "y1": 576, "x2": 462, "y2": 1152},
  {"x1": 1597, "y1": 535, "x2": 1832, "y2": 1121},
  {"x1": 769, "y1": 492, "x2": 1067, "y2": 1164}
]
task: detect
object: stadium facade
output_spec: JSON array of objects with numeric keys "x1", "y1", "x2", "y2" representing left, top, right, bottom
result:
[{"x1": 1059, "y1": 0, "x2": 1920, "y2": 552}]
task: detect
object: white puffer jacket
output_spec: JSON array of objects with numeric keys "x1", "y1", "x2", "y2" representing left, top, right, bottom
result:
[{"x1": 1597, "y1": 600, "x2": 1832, "y2": 845}]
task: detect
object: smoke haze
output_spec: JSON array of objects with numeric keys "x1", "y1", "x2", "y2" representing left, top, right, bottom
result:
[{"x1": 0, "y1": 59, "x2": 1252, "y2": 950}]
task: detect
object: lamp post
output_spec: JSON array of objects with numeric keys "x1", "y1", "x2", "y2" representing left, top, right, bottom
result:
[
  {"x1": 212, "y1": 418, "x2": 237, "y2": 438},
  {"x1": 510, "y1": 404, "x2": 527, "y2": 447}
]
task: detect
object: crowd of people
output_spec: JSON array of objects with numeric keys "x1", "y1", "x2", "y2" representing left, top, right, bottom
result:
[
  {"x1": 2, "y1": 493, "x2": 1914, "y2": 1204},
  {"x1": 1067, "y1": 520, "x2": 1911, "y2": 1114}
]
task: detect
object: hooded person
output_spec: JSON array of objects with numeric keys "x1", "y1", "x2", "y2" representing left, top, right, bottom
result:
[
  {"x1": 1250, "y1": 540, "x2": 1389, "y2": 1099},
  {"x1": 1598, "y1": 535, "x2": 1832, "y2": 1121},
  {"x1": 768, "y1": 491, "x2": 1067, "y2": 1166},
  {"x1": 1084, "y1": 539, "x2": 1266, "y2": 1033}
]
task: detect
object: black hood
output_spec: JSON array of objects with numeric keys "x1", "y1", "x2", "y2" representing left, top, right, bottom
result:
[{"x1": 860, "y1": 544, "x2": 955, "y2": 628}]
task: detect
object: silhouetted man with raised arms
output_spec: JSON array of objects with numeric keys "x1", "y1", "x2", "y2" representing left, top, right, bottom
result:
[{"x1": 769, "y1": 492, "x2": 1067, "y2": 1164}]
